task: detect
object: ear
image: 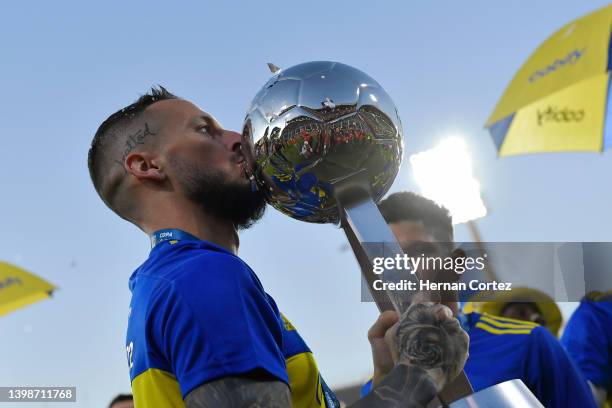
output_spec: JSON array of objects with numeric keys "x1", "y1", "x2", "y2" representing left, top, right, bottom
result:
[
  {"x1": 124, "y1": 152, "x2": 165, "y2": 182},
  {"x1": 445, "y1": 247, "x2": 467, "y2": 283},
  {"x1": 451, "y1": 247, "x2": 467, "y2": 260}
]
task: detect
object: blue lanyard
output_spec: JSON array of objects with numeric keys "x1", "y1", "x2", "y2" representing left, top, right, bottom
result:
[{"x1": 150, "y1": 229, "x2": 200, "y2": 248}]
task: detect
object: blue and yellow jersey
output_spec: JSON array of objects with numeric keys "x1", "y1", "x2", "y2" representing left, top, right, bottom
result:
[
  {"x1": 361, "y1": 312, "x2": 596, "y2": 408},
  {"x1": 561, "y1": 297, "x2": 612, "y2": 408},
  {"x1": 126, "y1": 238, "x2": 339, "y2": 407},
  {"x1": 464, "y1": 312, "x2": 596, "y2": 408}
]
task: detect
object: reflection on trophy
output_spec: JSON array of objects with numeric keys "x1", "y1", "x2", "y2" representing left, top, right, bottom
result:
[
  {"x1": 242, "y1": 61, "x2": 543, "y2": 407},
  {"x1": 242, "y1": 61, "x2": 402, "y2": 224}
]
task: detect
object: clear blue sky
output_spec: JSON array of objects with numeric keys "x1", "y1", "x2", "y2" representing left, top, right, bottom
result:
[{"x1": 1, "y1": 1, "x2": 611, "y2": 406}]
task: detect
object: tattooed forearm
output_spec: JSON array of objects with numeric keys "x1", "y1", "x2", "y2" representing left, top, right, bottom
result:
[
  {"x1": 185, "y1": 303, "x2": 467, "y2": 408},
  {"x1": 113, "y1": 122, "x2": 157, "y2": 170},
  {"x1": 395, "y1": 303, "x2": 468, "y2": 388},
  {"x1": 352, "y1": 364, "x2": 439, "y2": 408},
  {"x1": 184, "y1": 376, "x2": 291, "y2": 408},
  {"x1": 353, "y1": 302, "x2": 469, "y2": 407}
]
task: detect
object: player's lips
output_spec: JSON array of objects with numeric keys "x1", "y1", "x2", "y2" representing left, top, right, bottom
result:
[
  {"x1": 231, "y1": 150, "x2": 246, "y2": 165},
  {"x1": 231, "y1": 151, "x2": 251, "y2": 179}
]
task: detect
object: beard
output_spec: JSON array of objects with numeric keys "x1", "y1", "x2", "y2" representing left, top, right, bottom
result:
[{"x1": 171, "y1": 159, "x2": 267, "y2": 230}]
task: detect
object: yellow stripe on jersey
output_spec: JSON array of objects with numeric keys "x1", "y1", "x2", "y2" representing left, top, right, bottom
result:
[
  {"x1": 481, "y1": 313, "x2": 539, "y2": 326},
  {"x1": 475, "y1": 322, "x2": 535, "y2": 335},
  {"x1": 480, "y1": 314, "x2": 539, "y2": 329},
  {"x1": 131, "y1": 353, "x2": 330, "y2": 408},
  {"x1": 132, "y1": 368, "x2": 184, "y2": 408},
  {"x1": 286, "y1": 352, "x2": 328, "y2": 408}
]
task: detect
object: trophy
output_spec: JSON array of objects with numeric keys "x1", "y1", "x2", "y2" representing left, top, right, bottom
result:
[{"x1": 242, "y1": 61, "x2": 542, "y2": 407}]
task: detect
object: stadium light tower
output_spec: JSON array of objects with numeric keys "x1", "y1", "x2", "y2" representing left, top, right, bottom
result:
[{"x1": 409, "y1": 136, "x2": 487, "y2": 225}]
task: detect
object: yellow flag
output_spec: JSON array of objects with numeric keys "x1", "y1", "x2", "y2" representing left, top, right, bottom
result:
[
  {"x1": 0, "y1": 261, "x2": 56, "y2": 316},
  {"x1": 486, "y1": 4, "x2": 612, "y2": 155}
]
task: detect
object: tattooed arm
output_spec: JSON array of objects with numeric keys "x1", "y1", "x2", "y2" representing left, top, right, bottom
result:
[
  {"x1": 351, "y1": 302, "x2": 469, "y2": 408},
  {"x1": 184, "y1": 303, "x2": 467, "y2": 408},
  {"x1": 185, "y1": 370, "x2": 291, "y2": 408},
  {"x1": 183, "y1": 367, "x2": 438, "y2": 408}
]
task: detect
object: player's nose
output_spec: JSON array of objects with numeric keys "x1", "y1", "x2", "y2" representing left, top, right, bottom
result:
[{"x1": 222, "y1": 129, "x2": 243, "y2": 155}]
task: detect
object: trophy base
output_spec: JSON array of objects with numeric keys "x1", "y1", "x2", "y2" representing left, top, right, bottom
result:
[{"x1": 448, "y1": 379, "x2": 544, "y2": 408}]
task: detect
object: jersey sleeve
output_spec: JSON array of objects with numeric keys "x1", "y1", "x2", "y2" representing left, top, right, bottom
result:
[
  {"x1": 524, "y1": 326, "x2": 597, "y2": 408},
  {"x1": 146, "y1": 253, "x2": 288, "y2": 398},
  {"x1": 561, "y1": 302, "x2": 612, "y2": 389}
]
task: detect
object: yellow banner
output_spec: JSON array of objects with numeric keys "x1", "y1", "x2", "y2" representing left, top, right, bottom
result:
[
  {"x1": 487, "y1": 4, "x2": 612, "y2": 126},
  {"x1": 499, "y1": 73, "x2": 608, "y2": 156},
  {"x1": 0, "y1": 261, "x2": 56, "y2": 316}
]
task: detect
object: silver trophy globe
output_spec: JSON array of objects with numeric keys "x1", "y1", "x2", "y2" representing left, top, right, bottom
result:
[
  {"x1": 242, "y1": 61, "x2": 402, "y2": 224},
  {"x1": 242, "y1": 61, "x2": 542, "y2": 407},
  {"x1": 242, "y1": 61, "x2": 412, "y2": 316}
]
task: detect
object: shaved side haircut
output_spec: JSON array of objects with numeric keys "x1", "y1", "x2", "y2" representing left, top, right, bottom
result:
[{"x1": 88, "y1": 86, "x2": 177, "y2": 218}]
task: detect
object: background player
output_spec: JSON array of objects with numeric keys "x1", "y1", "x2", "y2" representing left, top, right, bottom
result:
[
  {"x1": 362, "y1": 191, "x2": 596, "y2": 408},
  {"x1": 562, "y1": 291, "x2": 612, "y2": 407}
]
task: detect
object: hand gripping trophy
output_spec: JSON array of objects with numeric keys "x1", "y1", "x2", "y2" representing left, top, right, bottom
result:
[{"x1": 242, "y1": 61, "x2": 543, "y2": 408}]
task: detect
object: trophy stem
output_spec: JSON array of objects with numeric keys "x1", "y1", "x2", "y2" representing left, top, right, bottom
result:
[
  {"x1": 338, "y1": 195, "x2": 417, "y2": 313},
  {"x1": 337, "y1": 193, "x2": 474, "y2": 406}
]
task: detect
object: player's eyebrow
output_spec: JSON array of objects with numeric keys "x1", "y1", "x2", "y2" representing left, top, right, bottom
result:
[
  {"x1": 188, "y1": 113, "x2": 224, "y2": 137},
  {"x1": 185, "y1": 114, "x2": 207, "y2": 131},
  {"x1": 189, "y1": 113, "x2": 217, "y2": 127},
  {"x1": 199, "y1": 114, "x2": 213, "y2": 123}
]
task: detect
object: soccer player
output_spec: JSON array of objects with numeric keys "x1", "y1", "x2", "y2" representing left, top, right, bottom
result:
[
  {"x1": 464, "y1": 287, "x2": 563, "y2": 337},
  {"x1": 561, "y1": 291, "x2": 612, "y2": 407},
  {"x1": 88, "y1": 88, "x2": 468, "y2": 408},
  {"x1": 361, "y1": 191, "x2": 596, "y2": 408}
]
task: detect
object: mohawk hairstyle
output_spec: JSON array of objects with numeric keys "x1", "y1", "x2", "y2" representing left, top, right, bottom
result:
[
  {"x1": 378, "y1": 191, "x2": 454, "y2": 243},
  {"x1": 87, "y1": 86, "x2": 177, "y2": 213}
]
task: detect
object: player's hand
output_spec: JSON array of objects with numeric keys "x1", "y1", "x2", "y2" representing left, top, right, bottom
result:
[
  {"x1": 368, "y1": 311, "x2": 400, "y2": 388},
  {"x1": 386, "y1": 302, "x2": 469, "y2": 391}
]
